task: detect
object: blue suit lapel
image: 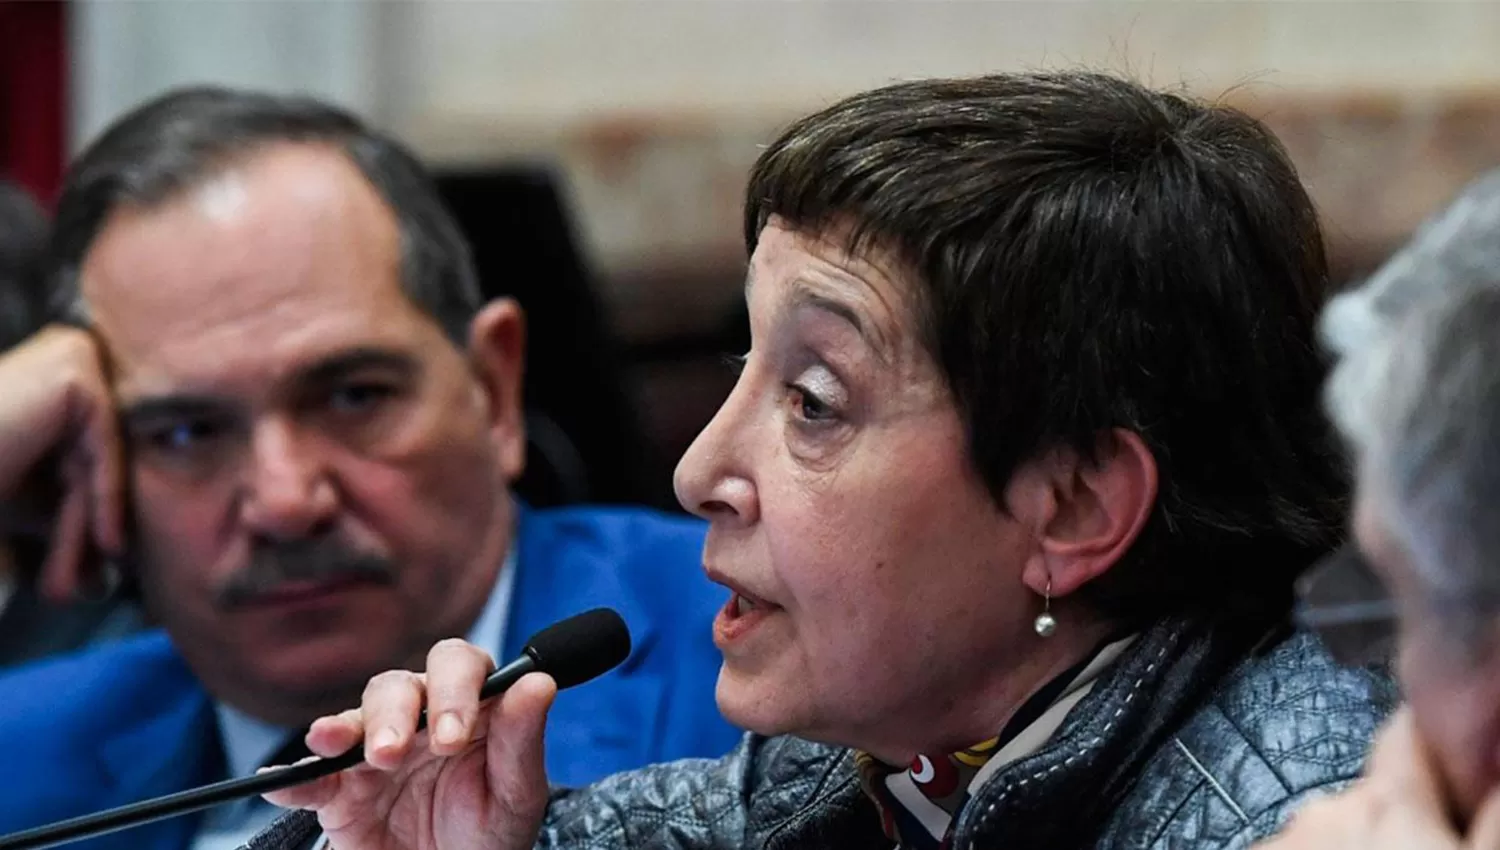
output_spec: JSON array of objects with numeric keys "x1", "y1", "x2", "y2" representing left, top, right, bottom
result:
[
  {"x1": 505, "y1": 503, "x2": 669, "y2": 785},
  {"x1": 88, "y1": 684, "x2": 221, "y2": 850}
]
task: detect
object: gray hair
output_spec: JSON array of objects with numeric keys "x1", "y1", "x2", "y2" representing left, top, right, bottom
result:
[{"x1": 1321, "y1": 168, "x2": 1500, "y2": 645}]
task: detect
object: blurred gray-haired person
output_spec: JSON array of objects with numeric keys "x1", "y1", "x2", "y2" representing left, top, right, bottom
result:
[{"x1": 1260, "y1": 170, "x2": 1500, "y2": 850}]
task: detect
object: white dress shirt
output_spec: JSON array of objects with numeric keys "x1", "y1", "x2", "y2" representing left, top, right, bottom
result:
[{"x1": 193, "y1": 549, "x2": 517, "y2": 850}]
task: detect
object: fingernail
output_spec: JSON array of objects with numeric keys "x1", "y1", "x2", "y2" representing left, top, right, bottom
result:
[
  {"x1": 436, "y1": 713, "x2": 464, "y2": 745},
  {"x1": 373, "y1": 727, "x2": 400, "y2": 752}
]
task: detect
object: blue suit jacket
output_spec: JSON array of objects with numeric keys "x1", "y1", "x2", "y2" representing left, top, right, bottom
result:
[{"x1": 0, "y1": 505, "x2": 741, "y2": 850}]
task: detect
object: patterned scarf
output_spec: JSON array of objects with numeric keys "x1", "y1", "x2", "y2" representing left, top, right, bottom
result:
[{"x1": 855, "y1": 635, "x2": 1136, "y2": 849}]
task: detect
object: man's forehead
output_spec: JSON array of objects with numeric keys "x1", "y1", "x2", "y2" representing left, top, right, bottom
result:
[
  {"x1": 78, "y1": 144, "x2": 425, "y2": 383},
  {"x1": 191, "y1": 169, "x2": 254, "y2": 223},
  {"x1": 88, "y1": 264, "x2": 424, "y2": 385},
  {"x1": 80, "y1": 144, "x2": 399, "y2": 304}
]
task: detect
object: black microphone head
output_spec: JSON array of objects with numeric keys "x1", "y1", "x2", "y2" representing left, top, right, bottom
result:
[{"x1": 523, "y1": 608, "x2": 631, "y2": 689}]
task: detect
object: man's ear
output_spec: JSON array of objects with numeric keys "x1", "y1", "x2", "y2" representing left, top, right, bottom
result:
[
  {"x1": 467, "y1": 298, "x2": 527, "y2": 480},
  {"x1": 1015, "y1": 428, "x2": 1159, "y2": 599}
]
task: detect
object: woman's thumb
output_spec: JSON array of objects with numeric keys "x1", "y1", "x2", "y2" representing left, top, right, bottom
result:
[{"x1": 484, "y1": 672, "x2": 557, "y2": 849}]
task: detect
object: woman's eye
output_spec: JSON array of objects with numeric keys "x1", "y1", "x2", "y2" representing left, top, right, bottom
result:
[{"x1": 789, "y1": 384, "x2": 838, "y2": 423}]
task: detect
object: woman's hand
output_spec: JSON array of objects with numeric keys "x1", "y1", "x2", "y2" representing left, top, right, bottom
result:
[{"x1": 263, "y1": 639, "x2": 557, "y2": 850}]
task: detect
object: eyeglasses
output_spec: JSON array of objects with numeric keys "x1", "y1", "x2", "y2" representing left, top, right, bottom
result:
[{"x1": 1293, "y1": 542, "x2": 1399, "y2": 668}]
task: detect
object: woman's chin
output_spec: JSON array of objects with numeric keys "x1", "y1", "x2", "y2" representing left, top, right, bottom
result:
[{"x1": 715, "y1": 665, "x2": 808, "y2": 738}]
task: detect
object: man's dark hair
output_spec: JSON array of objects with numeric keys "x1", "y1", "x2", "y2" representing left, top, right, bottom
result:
[
  {"x1": 47, "y1": 86, "x2": 481, "y2": 342},
  {"x1": 745, "y1": 71, "x2": 1347, "y2": 624},
  {"x1": 0, "y1": 180, "x2": 48, "y2": 351}
]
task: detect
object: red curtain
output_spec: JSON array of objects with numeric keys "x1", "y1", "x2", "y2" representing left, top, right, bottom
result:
[{"x1": 0, "y1": 0, "x2": 68, "y2": 206}]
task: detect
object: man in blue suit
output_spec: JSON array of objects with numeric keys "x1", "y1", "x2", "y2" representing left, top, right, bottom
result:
[{"x1": 0, "y1": 88, "x2": 740, "y2": 850}]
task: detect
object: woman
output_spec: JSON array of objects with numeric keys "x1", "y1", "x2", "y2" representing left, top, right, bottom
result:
[{"x1": 254, "y1": 71, "x2": 1395, "y2": 850}]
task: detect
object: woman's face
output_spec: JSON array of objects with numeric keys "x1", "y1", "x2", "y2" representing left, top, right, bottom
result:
[{"x1": 673, "y1": 219, "x2": 1042, "y2": 760}]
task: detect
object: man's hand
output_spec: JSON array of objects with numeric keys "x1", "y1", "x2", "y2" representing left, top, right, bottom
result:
[
  {"x1": 0, "y1": 326, "x2": 124, "y2": 601},
  {"x1": 263, "y1": 639, "x2": 557, "y2": 850},
  {"x1": 1257, "y1": 708, "x2": 1500, "y2": 850}
]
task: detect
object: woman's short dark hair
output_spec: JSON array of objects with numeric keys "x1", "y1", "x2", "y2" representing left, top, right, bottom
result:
[
  {"x1": 47, "y1": 86, "x2": 481, "y2": 343},
  {"x1": 745, "y1": 71, "x2": 1347, "y2": 624}
]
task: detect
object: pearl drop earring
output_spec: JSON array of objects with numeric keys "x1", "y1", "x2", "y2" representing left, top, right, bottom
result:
[{"x1": 1034, "y1": 577, "x2": 1057, "y2": 637}]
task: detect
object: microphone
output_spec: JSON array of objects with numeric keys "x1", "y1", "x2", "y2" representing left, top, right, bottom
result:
[{"x1": 0, "y1": 608, "x2": 631, "y2": 850}]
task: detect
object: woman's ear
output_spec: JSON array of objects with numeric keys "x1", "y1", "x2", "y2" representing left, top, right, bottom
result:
[{"x1": 1018, "y1": 429, "x2": 1158, "y2": 598}]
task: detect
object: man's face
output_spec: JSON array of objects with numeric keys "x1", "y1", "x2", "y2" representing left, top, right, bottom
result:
[
  {"x1": 80, "y1": 143, "x2": 525, "y2": 726},
  {"x1": 1353, "y1": 488, "x2": 1500, "y2": 823}
]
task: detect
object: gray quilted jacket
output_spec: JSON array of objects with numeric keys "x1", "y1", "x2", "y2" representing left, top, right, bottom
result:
[{"x1": 248, "y1": 618, "x2": 1397, "y2": 850}]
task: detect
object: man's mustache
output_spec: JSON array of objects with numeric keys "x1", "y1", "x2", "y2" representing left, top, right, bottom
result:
[{"x1": 216, "y1": 535, "x2": 397, "y2": 609}]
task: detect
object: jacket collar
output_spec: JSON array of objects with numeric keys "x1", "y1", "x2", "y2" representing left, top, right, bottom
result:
[
  {"x1": 952, "y1": 615, "x2": 1284, "y2": 849},
  {"x1": 92, "y1": 669, "x2": 223, "y2": 849}
]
